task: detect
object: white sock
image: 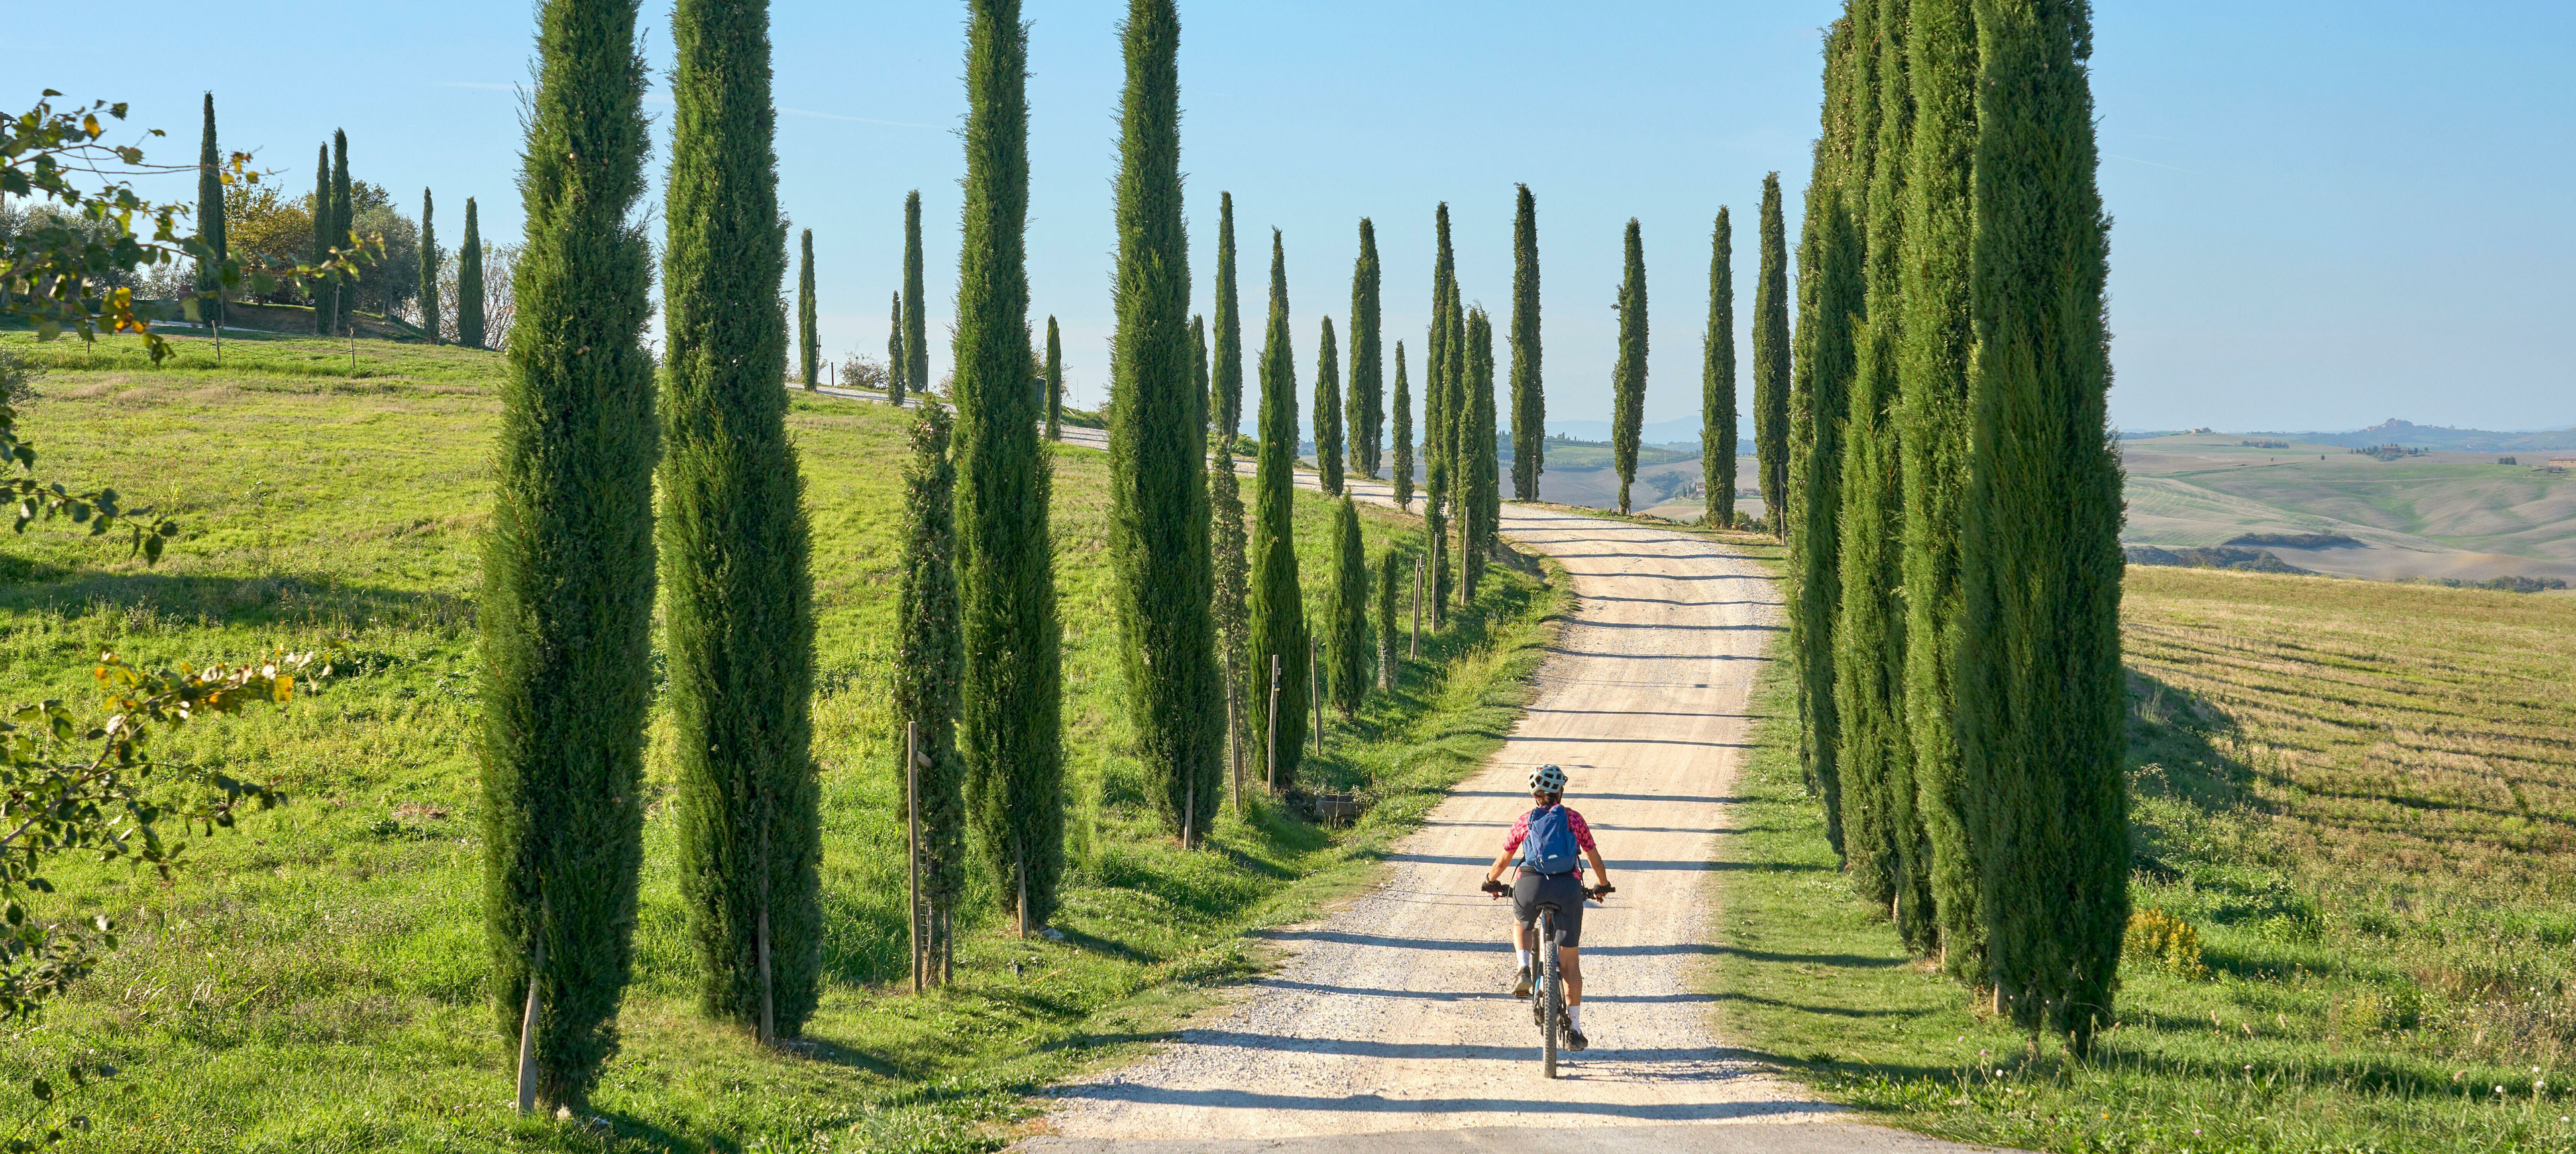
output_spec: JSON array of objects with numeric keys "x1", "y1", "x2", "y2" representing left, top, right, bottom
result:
[
  {"x1": 1566, "y1": 1003, "x2": 1582, "y2": 1031},
  {"x1": 1516, "y1": 949, "x2": 1531, "y2": 969}
]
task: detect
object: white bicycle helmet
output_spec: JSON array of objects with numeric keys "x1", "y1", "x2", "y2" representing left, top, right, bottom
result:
[{"x1": 1528, "y1": 764, "x2": 1568, "y2": 794}]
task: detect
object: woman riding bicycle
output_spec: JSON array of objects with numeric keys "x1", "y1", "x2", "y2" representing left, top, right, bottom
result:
[{"x1": 1483, "y1": 764, "x2": 1611, "y2": 1051}]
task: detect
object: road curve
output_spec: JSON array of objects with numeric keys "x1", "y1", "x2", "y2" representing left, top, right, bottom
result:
[{"x1": 1017, "y1": 488, "x2": 1993, "y2": 1152}]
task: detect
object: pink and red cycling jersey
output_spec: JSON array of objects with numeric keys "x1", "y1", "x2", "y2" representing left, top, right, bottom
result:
[{"x1": 1503, "y1": 806, "x2": 1597, "y2": 857}]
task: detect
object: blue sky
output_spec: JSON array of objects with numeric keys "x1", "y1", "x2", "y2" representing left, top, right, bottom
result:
[{"x1": 28, "y1": 1, "x2": 2575, "y2": 433}]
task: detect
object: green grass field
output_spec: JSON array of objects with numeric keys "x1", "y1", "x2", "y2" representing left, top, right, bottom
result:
[
  {"x1": 0, "y1": 331, "x2": 1565, "y2": 1153},
  {"x1": 1717, "y1": 565, "x2": 2576, "y2": 1153}
]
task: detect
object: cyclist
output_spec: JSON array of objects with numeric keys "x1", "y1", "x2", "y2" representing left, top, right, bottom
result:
[{"x1": 1482, "y1": 763, "x2": 1611, "y2": 1051}]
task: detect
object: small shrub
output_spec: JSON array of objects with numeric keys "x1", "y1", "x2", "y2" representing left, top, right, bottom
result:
[{"x1": 2124, "y1": 906, "x2": 2211, "y2": 979}]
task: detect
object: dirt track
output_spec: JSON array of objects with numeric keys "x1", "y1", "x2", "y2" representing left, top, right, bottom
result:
[{"x1": 1015, "y1": 474, "x2": 1994, "y2": 1152}]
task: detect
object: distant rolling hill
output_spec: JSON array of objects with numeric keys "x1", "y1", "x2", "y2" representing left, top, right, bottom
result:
[
  {"x1": 2120, "y1": 433, "x2": 2576, "y2": 584},
  {"x1": 2249, "y1": 418, "x2": 2576, "y2": 453}
]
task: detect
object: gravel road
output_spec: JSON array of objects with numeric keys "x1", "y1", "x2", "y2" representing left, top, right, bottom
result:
[{"x1": 1014, "y1": 478, "x2": 1998, "y2": 1152}]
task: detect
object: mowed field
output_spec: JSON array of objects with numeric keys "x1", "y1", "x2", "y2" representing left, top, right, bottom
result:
[
  {"x1": 0, "y1": 330, "x2": 1564, "y2": 1153},
  {"x1": 1716, "y1": 564, "x2": 2576, "y2": 1153},
  {"x1": 2123, "y1": 434, "x2": 2576, "y2": 583}
]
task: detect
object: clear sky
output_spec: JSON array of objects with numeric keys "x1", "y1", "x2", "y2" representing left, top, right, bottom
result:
[{"x1": 25, "y1": 1, "x2": 2574, "y2": 434}]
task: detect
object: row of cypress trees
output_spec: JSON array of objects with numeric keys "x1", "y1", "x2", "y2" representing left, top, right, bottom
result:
[{"x1": 1786, "y1": 0, "x2": 2126, "y2": 1054}]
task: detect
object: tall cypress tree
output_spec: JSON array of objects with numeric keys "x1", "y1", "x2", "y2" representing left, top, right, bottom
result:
[
  {"x1": 418, "y1": 189, "x2": 439, "y2": 343},
  {"x1": 954, "y1": 0, "x2": 1063, "y2": 925},
  {"x1": 458, "y1": 197, "x2": 486, "y2": 349},
  {"x1": 798, "y1": 227, "x2": 819, "y2": 390},
  {"x1": 661, "y1": 0, "x2": 818, "y2": 1038},
  {"x1": 1464, "y1": 306, "x2": 1499, "y2": 583},
  {"x1": 1349, "y1": 219, "x2": 1383, "y2": 478},
  {"x1": 1900, "y1": 0, "x2": 1982, "y2": 977},
  {"x1": 1191, "y1": 313, "x2": 1211, "y2": 439},
  {"x1": 1837, "y1": 0, "x2": 1920, "y2": 937},
  {"x1": 1106, "y1": 0, "x2": 1220, "y2": 841},
  {"x1": 1609, "y1": 219, "x2": 1648, "y2": 515},
  {"x1": 1959, "y1": 0, "x2": 2124, "y2": 1052},
  {"x1": 1326, "y1": 495, "x2": 1368, "y2": 716},
  {"x1": 1508, "y1": 184, "x2": 1542, "y2": 502},
  {"x1": 1314, "y1": 316, "x2": 1344, "y2": 495},
  {"x1": 1436, "y1": 278, "x2": 1466, "y2": 614},
  {"x1": 1046, "y1": 315, "x2": 1065, "y2": 439},
  {"x1": 896, "y1": 403, "x2": 966, "y2": 951},
  {"x1": 1389, "y1": 341, "x2": 1413, "y2": 509},
  {"x1": 1211, "y1": 191, "x2": 1244, "y2": 441},
  {"x1": 1250, "y1": 230, "x2": 1309, "y2": 787},
  {"x1": 478, "y1": 0, "x2": 656, "y2": 1106},
  {"x1": 1374, "y1": 545, "x2": 1399, "y2": 689},
  {"x1": 888, "y1": 291, "x2": 907, "y2": 403},
  {"x1": 309, "y1": 144, "x2": 331, "y2": 334},
  {"x1": 1424, "y1": 204, "x2": 1455, "y2": 617},
  {"x1": 1702, "y1": 208, "x2": 1736, "y2": 528},
  {"x1": 193, "y1": 94, "x2": 225, "y2": 330},
  {"x1": 1753, "y1": 173, "x2": 1790, "y2": 539},
  {"x1": 1209, "y1": 441, "x2": 1251, "y2": 770},
  {"x1": 330, "y1": 129, "x2": 352, "y2": 330},
  {"x1": 903, "y1": 189, "x2": 928, "y2": 400},
  {"x1": 1791, "y1": 17, "x2": 1866, "y2": 858}
]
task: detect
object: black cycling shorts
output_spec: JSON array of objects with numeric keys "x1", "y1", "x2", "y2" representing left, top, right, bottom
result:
[{"x1": 1511, "y1": 870, "x2": 1587, "y2": 948}]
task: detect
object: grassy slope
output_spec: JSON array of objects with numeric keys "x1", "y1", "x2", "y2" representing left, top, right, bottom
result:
[
  {"x1": 2121, "y1": 437, "x2": 2576, "y2": 560},
  {"x1": 0, "y1": 331, "x2": 1566, "y2": 1153},
  {"x1": 1717, "y1": 565, "x2": 2576, "y2": 1153}
]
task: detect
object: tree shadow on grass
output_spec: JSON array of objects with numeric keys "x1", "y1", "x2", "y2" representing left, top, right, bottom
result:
[{"x1": 0, "y1": 568, "x2": 472, "y2": 631}]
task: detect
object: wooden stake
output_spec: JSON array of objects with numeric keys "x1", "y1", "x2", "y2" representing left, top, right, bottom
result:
[
  {"x1": 1310, "y1": 639, "x2": 1323, "y2": 761},
  {"x1": 515, "y1": 929, "x2": 545, "y2": 1114},
  {"x1": 1227, "y1": 651, "x2": 1244, "y2": 819},
  {"x1": 907, "y1": 720, "x2": 923, "y2": 994},
  {"x1": 757, "y1": 898, "x2": 775, "y2": 1045},
  {"x1": 1016, "y1": 854, "x2": 1029, "y2": 939},
  {"x1": 1183, "y1": 781, "x2": 1195, "y2": 849},
  {"x1": 1267, "y1": 654, "x2": 1281, "y2": 794}
]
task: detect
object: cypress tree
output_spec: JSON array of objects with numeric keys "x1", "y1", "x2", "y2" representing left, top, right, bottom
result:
[
  {"x1": 1349, "y1": 219, "x2": 1383, "y2": 478},
  {"x1": 1374, "y1": 545, "x2": 1399, "y2": 690},
  {"x1": 331, "y1": 130, "x2": 352, "y2": 330},
  {"x1": 1326, "y1": 495, "x2": 1368, "y2": 716},
  {"x1": 1900, "y1": 0, "x2": 1983, "y2": 978},
  {"x1": 1314, "y1": 316, "x2": 1344, "y2": 495},
  {"x1": 1249, "y1": 230, "x2": 1309, "y2": 787},
  {"x1": 1209, "y1": 441, "x2": 1251, "y2": 769},
  {"x1": 309, "y1": 144, "x2": 331, "y2": 333},
  {"x1": 661, "y1": 0, "x2": 819, "y2": 1038},
  {"x1": 896, "y1": 403, "x2": 967, "y2": 952},
  {"x1": 1432, "y1": 278, "x2": 1462, "y2": 617},
  {"x1": 798, "y1": 228, "x2": 819, "y2": 390},
  {"x1": 1045, "y1": 315, "x2": 1064, "y2": 439},
  {"x1": 1609, "y1": 219, "x2": 1648, "y2": 515},
  {"x1": 458, "y1": 197, "x2": 486, "y2": 349},
  {"x1": 1837, "y1": 0, "x2": 1920, "y2": 938},
  {"x1": 1424, "y1": 203, "x2": 1455, "y2": 618},
  {"x1": 1106, "y1": 0, "x2": 1220, "y2": 841},
  {"x1": 1211, "y1": 192, "x2": 1244, "y2": 440},
  {"x1": 1753, "y1": 174, "x2": 1790, "y2": 539},
  {"x1": 1464, "y1": 306, "x2": 1499, "y2": 588},
  {"x1": 1191, "y1": 313, "x2": 1211, "y2": 440},
  {"x1": 1790, "y1": 16, "x2": 1866, "y2": 858},
  {"x1": 888, "y1": 291, "x2": 907, "y2": 403},
  {"x1": 1702, "y1": 208, "x2": 1736, "y2": 528},
  {"x1": 193, "y1": 94, "x2": 225, "y2": 330},
  {"x1": 418, "y1": 189, "x2": 439, "y2": 344},
  {"x1": 1389, "y1": 342, "x2": 1413, "y2": 509},
  {"x1": 1508, "y1": 184, "x2": 1542, "y2": 502},
  {"x1": 954, "y1": 0, "x2": 1063, "y2": 925},
  {"x1": 478, "y1": 0, "x2": 657, "y2": 1106},
  {"x1": 1959, "y1": 0, "x2": 2124, "y2": 1052},
  {"x1": 903, "y1": 189, "x2": 928, "y2": 400}
]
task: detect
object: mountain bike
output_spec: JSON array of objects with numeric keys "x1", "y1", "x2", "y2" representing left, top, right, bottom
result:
[{"x1": 1486, "y1": 879, "x2": 1613, "y2": 1078}]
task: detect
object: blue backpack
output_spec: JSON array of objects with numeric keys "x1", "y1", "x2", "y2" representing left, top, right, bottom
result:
[{"x1": 1519, "y1": 805, "x2": 1582, "y2": 876}]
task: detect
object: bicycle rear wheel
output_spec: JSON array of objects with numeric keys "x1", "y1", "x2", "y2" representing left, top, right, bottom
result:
[{"x1": 1540, "y1": 908, "x2": 1560, "y2": 1078}]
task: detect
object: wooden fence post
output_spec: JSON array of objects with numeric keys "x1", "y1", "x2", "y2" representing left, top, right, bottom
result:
[
  {"x1": 1227, "y1": 650, "x2": 1244, "y2": 818},
  {"x1": 1267, "y1": 653, "x2": 1281, "y2": 794},
  {"x1": 1310, "y1": 639, "x2": 1322, "y2": 760},
  {"x1": 1411, "y1": 556, "x2": 1424, "y2": 657},
  {"x1": 515, "y1": 931, "x2": 545, "y2": 1115}
]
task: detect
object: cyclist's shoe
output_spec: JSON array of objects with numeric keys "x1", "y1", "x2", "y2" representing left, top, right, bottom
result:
[
  {"x1": 1565, "y1": 1026, "x2": 1589, "y2": 1051},
  {"x1": 1511, "y1": 966, "x2": 1532, "y2": 999}
]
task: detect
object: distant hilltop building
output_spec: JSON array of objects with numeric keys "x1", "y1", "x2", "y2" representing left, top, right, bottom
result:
[
  {"x1": 2548, "y1": 457, "x2": 2576, "y2": 471},
  {"x1": 2187, "y1": 427, "x2": 2215, "y2": 435}
]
